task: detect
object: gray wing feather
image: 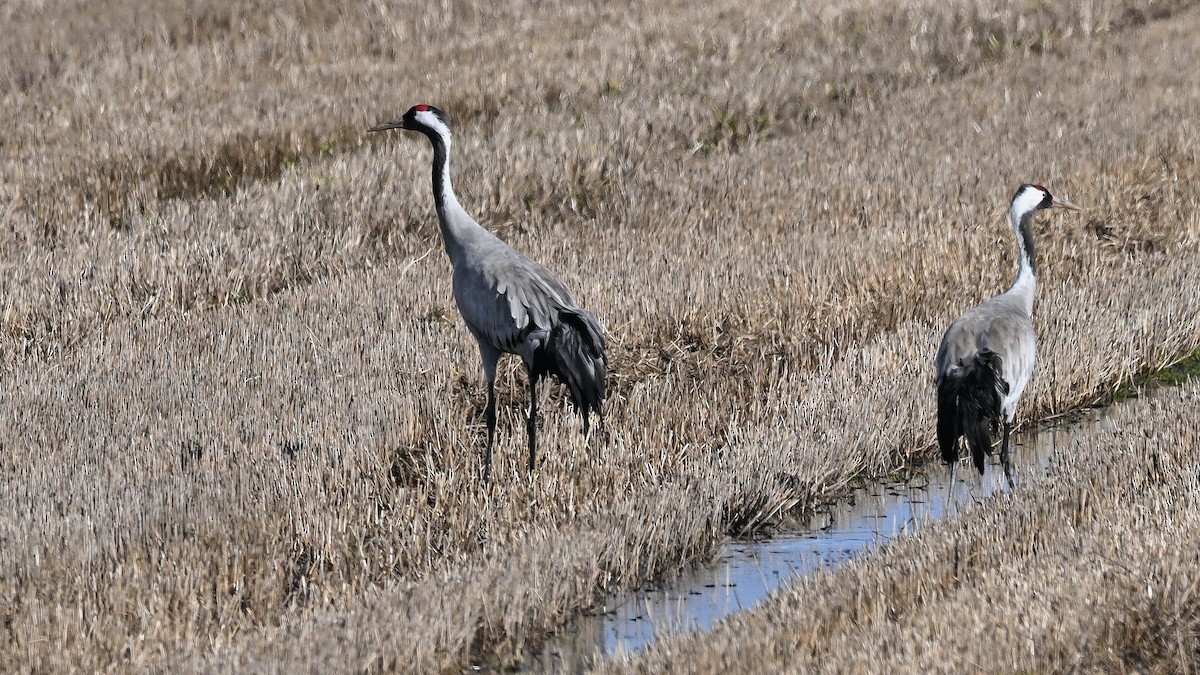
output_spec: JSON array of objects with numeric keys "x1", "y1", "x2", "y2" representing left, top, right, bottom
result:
[
  {"x1": 936, "y1": 295, "x2": 1035, "y2": 392},
  {"x1": 454, "y1": 249, "x2": 575, "y2": 355}
]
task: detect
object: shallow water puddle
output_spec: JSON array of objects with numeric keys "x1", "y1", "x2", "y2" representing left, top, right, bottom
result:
[{"x1": 522, "y1": 409, "x2": 1107, "y2": 671}]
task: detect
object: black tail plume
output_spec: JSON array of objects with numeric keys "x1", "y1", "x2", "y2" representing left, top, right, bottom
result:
[
  {"x1": 936, "y1": 380, "x2": 962, "y2": 466},
  {"x1": 534, "y1": 307, "x2": 607, "y2": 432},
  {"x1": 937, "y1": 349, "x2": 1008, "y2": 474}
]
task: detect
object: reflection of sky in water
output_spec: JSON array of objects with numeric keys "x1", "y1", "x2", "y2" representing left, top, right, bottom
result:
[{"x1": 524, "y1": 411, "x2": 1107, "y2": 672}]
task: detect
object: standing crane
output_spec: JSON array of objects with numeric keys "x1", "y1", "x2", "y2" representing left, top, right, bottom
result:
[
  {"x1": 370, "y1": 105, "x2": 606, "y2": 482},
  {"x1": 936, "y1": 183, "x2": 1079, "y2": 489}
]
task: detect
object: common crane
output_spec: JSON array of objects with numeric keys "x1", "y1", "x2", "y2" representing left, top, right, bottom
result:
[
  {"x1": 370, "y1": 105, "x2": 606, "y2": 482},
  {"x1": 936, "y1": 183, "x2": 1079, "y2": 489}
]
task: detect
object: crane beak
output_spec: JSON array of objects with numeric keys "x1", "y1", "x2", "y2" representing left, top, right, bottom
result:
[
  {"x1": 368, "y1": 119, "x2": 405, "y2": 133},
  {"x1": 1052, "y1": 197, "x2": 1081, "y2": 212}
]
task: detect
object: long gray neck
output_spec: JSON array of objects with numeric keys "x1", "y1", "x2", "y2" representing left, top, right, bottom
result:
[
  {"x1": 424, "y1": 130, "x2": 480, "y2": 265},
  {"x1": 1005, "y1": 208, "x2": 1038, "y2": 315}
]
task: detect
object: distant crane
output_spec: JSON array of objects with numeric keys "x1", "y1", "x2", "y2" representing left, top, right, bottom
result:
[
  {"x1": 935, "y1": 183, "x2": 1079, "y2": 489},
  {"x1": 370, "y1": 105, "x2": 606, "y2": 481}
]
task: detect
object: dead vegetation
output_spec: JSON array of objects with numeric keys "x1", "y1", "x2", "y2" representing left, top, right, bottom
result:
[
  {"x1": 0, "y1": 0, "x2": 1199, "y2": 672},
  {"x1": 603, "y1": 378, "x2": 1200, "y2": 674}
]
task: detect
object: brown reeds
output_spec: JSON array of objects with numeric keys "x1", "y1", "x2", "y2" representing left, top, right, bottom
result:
[
  {"x1": 1, "y1": 0, "x2": 1198, "y2": 671},
  {"x1": 603, "y1": 379, "x2": 1200, "y2": 674}
]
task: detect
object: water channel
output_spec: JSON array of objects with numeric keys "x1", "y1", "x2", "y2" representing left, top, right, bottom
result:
[{"x1": 521, "y1": 408, "x2": 1108, "y2": 672}]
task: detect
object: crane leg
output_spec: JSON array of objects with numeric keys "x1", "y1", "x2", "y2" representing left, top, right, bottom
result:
[
  {"x1": 1000, "y1": 420, "x2": 1015, "y2": 491},
  {"x1": 483, "y1": 380, "x2": 496, "y2": 482},
  {"x1": 947, "y1": 457, "x2": 957, "y2": 514},
  {"x1": 527, "y1": 370, "x2": 540, "y2": 473},
  {"x1": 478, "y1": 345, "x2": 501, "y2": 483}
]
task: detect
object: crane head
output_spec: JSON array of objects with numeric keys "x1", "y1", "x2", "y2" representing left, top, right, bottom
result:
[
  {"x1": 1011, "y1": 183, "x2": 1080, "y2": 220},
  {"x1": 369, "y1": 105, "x2": 451, "y2": 138}
]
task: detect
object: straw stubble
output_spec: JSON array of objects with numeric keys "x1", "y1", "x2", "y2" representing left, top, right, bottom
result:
[{"x1": 0, "y1": 0, "x2": 1198, "y2": 671}]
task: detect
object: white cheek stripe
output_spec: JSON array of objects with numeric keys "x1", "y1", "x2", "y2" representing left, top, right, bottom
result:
[
  {"x1": 1009, "y1": 186, "x2": 1045, "y2": 221},
  {"x1": 417, "y1": 110, "x2": 451, "y2": 138}
]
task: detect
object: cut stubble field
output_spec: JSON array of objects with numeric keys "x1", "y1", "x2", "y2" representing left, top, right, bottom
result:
[{"x1": 2, "y1": 0, "x2": 1200, "y2": 672}]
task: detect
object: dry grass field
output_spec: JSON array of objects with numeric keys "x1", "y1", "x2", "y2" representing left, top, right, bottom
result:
[
  {"x1": 2, "y1": 0, "x2": 1199, "y2": 671},
  {"x1": 606, "y1": 376, "x2": 1200, "y2": 674}
]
